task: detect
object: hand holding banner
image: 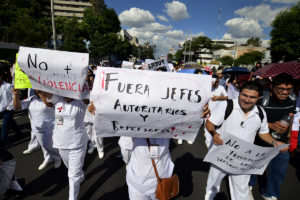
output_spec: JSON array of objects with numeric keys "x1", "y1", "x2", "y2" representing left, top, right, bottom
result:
[
  {"x1": 204, "y1": 134, "x2": 289, "y2": 175},
  {"x1": 91, "y1": 67, "x2": 211, "y2": 141},
  {"x1": 17, "y1": 47, "x2": 89, "y2": 99}
]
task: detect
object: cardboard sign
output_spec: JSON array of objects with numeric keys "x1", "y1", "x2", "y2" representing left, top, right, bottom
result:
[
  {"x1": 14, "y1": 54, "x2": 32, "y2": 89},
  {"x1": 146, "y1": 58, "x2": 169, "y2": 71},
  {"x1": 204, "y1": 134, "x2": 289, "y2": 175},
  {"x1": 121, "y1": 61, "x2": 134, "y2": 69},
  {"x1": 17, "y1": 46, "x2": 89, "y2": 99},
  {"x1": 91, "y1": 67, "x2": 211, "y2": 141}
]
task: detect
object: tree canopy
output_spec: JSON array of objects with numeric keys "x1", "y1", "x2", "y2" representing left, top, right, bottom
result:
[
  {"x1": 235, "y1": 51, "x2": 265, "y2": 66},
  {"x1": 246, "y1": 37, "x2": 262, "y2": 47},
  {"x1": 219, "y1": 56, "x2": 234, "y2": 66},
  {"x1": 270, "y1": 2, "x2": 300, "y2": 62}
]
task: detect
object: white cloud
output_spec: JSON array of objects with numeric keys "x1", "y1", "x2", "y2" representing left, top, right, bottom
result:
[
  {"x1": 268, "y1": 0, "x2": 299, "y2": 4},
  {"x1": 128, "y1": 27, "x2": 195, "y2": 57},
  {"x1": 119, "y1": 7, "x2": 155, "y2": 27},
  {"x1": 235, "y1": 4, "x2": 286, "y2": 27},
  {"x1": 143, "y1": 23, "x2": 172, "y2": 33},
  {"x1": 164, "y1": 1, "x2": 190, "y2": 21},
  {"x1": 224, "y1": 18, "x2": 264, "y2": 38},
  {"x1": 157, "y1": 15, "x2": 169, "y2": 22}
]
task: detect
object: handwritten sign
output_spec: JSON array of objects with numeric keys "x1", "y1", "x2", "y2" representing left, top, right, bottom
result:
[
  {"x1": 14, "y1": 54, "x2": 32, "y2": 89},
  {"x1": 146, "y1": 58, "x2": 169, "y2": 71},
  {"x1": 17, "y1": 46, "x2": 89, "y2": 99},
  {"x1": 204, "y1": 134, "x2": 289, "y2": 175},
  {"x1": 121, "y1": 61, "x2": 134, "y2": 69},
  {"x1": 91, "y1": 67, "x2": 211, "y2": 141}
]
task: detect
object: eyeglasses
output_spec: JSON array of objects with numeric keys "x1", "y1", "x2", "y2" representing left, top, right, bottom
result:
[{"x1": 275, "y1": 87, "x2": 293, "y2": 93}]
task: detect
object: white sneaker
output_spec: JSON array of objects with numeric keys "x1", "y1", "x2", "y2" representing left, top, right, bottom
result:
[
  {"x1": 87, "y1": 147, "x2": 95, "y2": 154},
  {"x1": 262, "y1": 194, "x2": 278, "y2": 200},
  {"x1": 187, "y1": 140, "x2": 193, "y2": 144},
  {"x1": 98, "y1": 151, "x2": 104, "y2": 159},
  {"x1": 177, "y1": 139, "x2": 183, "y2": 144},
  {"x1": 54, "y1": 159, "x2": 62, "y2": 169},
  {"x1": 249, "y1": 186, "x2": 254, "y2": 200},
  {"x1": 9, "y1": 180, "x2": 23, "y2": 191},
  {"x1": 38, "y1": 160, "x2": 51, "y2": 170},
  {"x1": 23, "y1": 146, "x2": 40, "y2": 155}
]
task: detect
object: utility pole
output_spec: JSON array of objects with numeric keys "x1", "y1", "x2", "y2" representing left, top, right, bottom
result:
[
  {"x1": 183, "y1": 31, "x2": 188, "y2": 64},
  {"x1": 188, "y1": 30, "x2": 192, "y2": 62},
  {"x1": 217, "y1": 8, "x2": 222, "y2": 40},
  {"x1": 51, "y1": 0, "x2": 57, "y2": 50}
]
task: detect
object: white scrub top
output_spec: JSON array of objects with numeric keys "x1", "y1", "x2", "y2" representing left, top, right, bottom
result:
[
  {"x1": 126, "y1": 138, "x2": 174, "y2": 194},
  {"x1": 209, "y1": 98, "x2": 269, "y2": 143},
  {"x1": 209, "y1": 85, "x2": 228, "y2": 111},
  {"x1": 49, "y1": 95, "x2": 88, "y2": 149},
  {"x1": 21, "y1": 95, "x2": 54, "y2": 134}
]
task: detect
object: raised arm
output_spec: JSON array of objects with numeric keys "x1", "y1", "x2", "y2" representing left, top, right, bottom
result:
[
  {"x1": 12, "y1": 89, "x2": 21, "y2": 110},
  {"x1": 36, "y1": 90, "x2": 54, "y2": 107}
]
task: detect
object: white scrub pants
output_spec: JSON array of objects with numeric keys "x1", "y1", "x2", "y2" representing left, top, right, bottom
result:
[
  {"x1": 128, "y1": 187, "x2": 157, "y2": 200},
  {"x1": 59, "y1": 144, "x2": 87, "y2": 200},
  {"x1": 85, "y1": 123, "x2": 103, "y2": 152},
  {"x1": 204, "y1": 126, "x2": 213, "y2": 150},
  {"x1": 27, "y1": 131, "x2": 39, "y2": 150},
  {"x1": 205, "y1": 165, "x2": 250, "y2": 200},
  {"x1": 35, "y1": 132, "x2": 60, "y2": 163}
]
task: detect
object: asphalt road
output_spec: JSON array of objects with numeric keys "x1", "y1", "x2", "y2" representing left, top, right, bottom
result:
[{"x1": 2, "y1": 111, "x2": 300, "y2": 200}]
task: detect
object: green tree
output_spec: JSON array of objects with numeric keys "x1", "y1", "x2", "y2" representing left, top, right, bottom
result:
[
  {"x1": 175, "y1": 49, "x2": 184, "y2": 62},
  {"x1": 59, "y1": 17, "x2": 88, "y2": 52},
  {"x1": 211, "y1": 43, "x2": 227, "y2": 51},
  {"x1": 140, "y1": 43, "x2": 155, "y2": 60},
  {"x1": 219, "y1": 56, "x2": 234, "y2": 66},
  {"x1": 167, "y1": 53, "x2": 174, "y2": 60},
  {"x1": 235, "y1": 51, "x2": 265, "y2": 66},
  {"x1": 270, "y1": 2, "x2": 300, "y2": 62},
  {"x1": 246, "y1": 37, "x2": 262, "y2": 47}
]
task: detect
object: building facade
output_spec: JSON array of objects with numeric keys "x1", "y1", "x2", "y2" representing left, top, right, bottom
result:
[{"x1": 53, "y1": 0, "x2": 92, "y2": 20}]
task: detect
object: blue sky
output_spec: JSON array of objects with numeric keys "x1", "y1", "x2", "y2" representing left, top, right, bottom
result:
[{"x1": 106, "y1": 0, "x2": 298, "y2": 57}]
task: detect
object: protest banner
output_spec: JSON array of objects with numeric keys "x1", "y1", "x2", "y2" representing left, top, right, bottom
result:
[
  {"x1": 121, "y1": 61, "x2": 134, "y2": 69},
  {"x1": 204, "y1": 134, "x2": 289, "y2": 175},
  {"x1": 146, "y1": 58, "x2": 169, "y2": 71},
  {"x1": 91, "y1": 67, "x2": 211, "y2": 141},
  {"x1": 14, "y1": 54, "x2": 32, "y2": 89},
  {"x1": 17, "y1": 46, "x2": 89, "y2": 99}
]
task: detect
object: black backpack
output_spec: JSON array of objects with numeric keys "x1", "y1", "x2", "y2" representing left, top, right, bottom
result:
[{"x1": 224, "y1": 99, "x2": 264, "y2": 122}]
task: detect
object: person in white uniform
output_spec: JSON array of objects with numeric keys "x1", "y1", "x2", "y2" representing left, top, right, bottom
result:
[
  {"x1": 204, "y1": 81, "x2": 289, "y2": 200},
  {"x1": 41, "y1": 93, "x2": 89, "y2": 200},
  {"x1": 84, "y1": 73, "x2": 104, "y2": 158},
  {"x1": 204, "y1": 76, "x2": 228, "y2": 149},
  {"x1": 22, "y1": 88, "x2": 40, "y2": 154},
  {"x1": 12, "y1": 89, "x2": 61, "y2": 170},
  {"x1": 126, "y1": 138, "x2": 174, "y2": 200}
]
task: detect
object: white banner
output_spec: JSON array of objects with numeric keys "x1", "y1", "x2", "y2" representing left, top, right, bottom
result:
[
  {"x1": 204, "y1": 134, "x2": 289, "y2": 175},
  {"x1": 17, "y1": 47, "x2": 89, "y2": 99},
  {"x1": 91, "y1": 67, "x2": 211, "y2": 141},
  {"x1": 147, "y1": 58, "x2": 169, "y2": 71}
]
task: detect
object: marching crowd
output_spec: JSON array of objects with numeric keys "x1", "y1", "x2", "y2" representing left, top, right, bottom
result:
[{"x1": 0, "y1": 62, "x2": 299, "y2": 200}]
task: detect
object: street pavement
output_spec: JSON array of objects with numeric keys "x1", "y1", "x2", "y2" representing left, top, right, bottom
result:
[{"x1": 1, "y1": 111, "x2": 300, "y2": 200}]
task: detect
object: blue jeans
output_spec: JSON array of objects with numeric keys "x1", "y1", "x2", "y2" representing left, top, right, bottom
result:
[{"x1": 0, "y1": 110, "x2": 21, "y2": 146}]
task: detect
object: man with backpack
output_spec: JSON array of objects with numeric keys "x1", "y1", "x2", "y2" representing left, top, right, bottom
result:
[
  {"x1": 204, "y1": 81, "x2": 288, "y2": 200},
  {"x1": 249, "y1": 73, "x2": 296, "y2": 200}
]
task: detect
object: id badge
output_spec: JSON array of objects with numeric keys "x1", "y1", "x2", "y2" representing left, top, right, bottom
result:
[
  {"x1": 150, "y1": 145, "x2": 159, "y2": 159},
  {"x1": 56, "y1": 116, "x2": 63, "y2": 125}
]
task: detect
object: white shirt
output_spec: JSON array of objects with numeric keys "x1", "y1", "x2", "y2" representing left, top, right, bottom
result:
[
  {"x1": 209, "y1": 98, "x2": 269, "y2": 143},
  {"x1": 21, "y1": 95, "x2": 54, "y2": 134},
  {"x1": 227, "y1": 84, "x2": 239, "y2": 100},
  {"x1": 208, "y1": 85, "x2": 228, "y2": 111},
  {"x1": 292, "y1": 91, "x2": 300, "y2": 131},
  {"x1": 126, "y1": 138, "x2": 174, "y2": 194},
  {"x1": 0, "y1": 81, "x2": 14, "y2": 112},
  {"x1": 49, "y1": 95, "x2": 88, "y2": 149}
]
